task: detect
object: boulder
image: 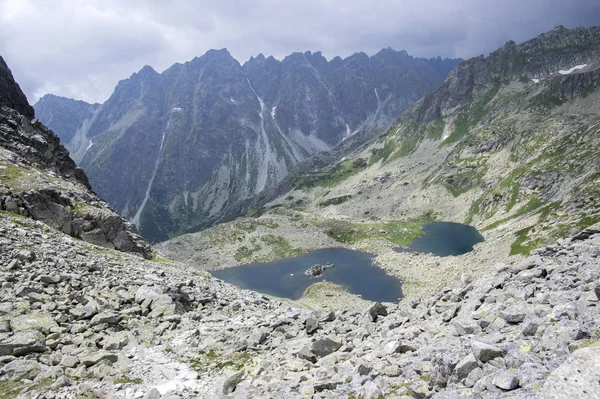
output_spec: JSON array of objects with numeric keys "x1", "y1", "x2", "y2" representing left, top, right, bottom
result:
[
  {"x1": 1, "y1": 359, "x2": 42, "y2": 380},
  {"x1": 10, "y1": 311, "x2": 58, "y2": 333},
  {"x1": 455, "y1": 354, "x2": 478, "y2": 380},
  {"x1": 493, "y1": 371, "x2": 519, "y2": 390},
  {"x1": 0, "y1": 330, "x2": 47, "y2": 356},
  {"x1": 472, "y1": 341, "x2": 505, "y2": 363},
  {"x1": 367, "y1": 302, "x2": 388, "y2": 322},
  {"x1": 540, "y1": 347, "x2": 600, "y2": 398},
  {"x1": 312, "y1": 336, "x2": 342, "y2": 358}
]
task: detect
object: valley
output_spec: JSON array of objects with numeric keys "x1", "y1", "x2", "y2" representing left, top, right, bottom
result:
[{"x1": 0, "y1": 22, "x2": 599, "y2": 399}]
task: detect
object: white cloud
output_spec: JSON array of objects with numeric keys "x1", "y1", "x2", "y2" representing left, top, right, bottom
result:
[{"x1": 0, "y1": 0, "x2": 598, "y2": 104}]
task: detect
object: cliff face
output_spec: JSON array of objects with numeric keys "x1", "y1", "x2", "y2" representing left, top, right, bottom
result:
[
  {"x1": 0, "y1": 56, "x2": 34, "y2": 119},
  {"x1": 0, "y1": 56, "x2": 152, "y2": 258},
  {"x1": 34, "y1": 49, "x2": 460, "y2": 242}
]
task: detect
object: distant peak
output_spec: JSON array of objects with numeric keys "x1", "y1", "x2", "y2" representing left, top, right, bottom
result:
[
  {"x1": 137, "y1": 65, "x2": 158, "y2": 75},
  {"x1": 205, "y1": 48, "x2": 233, "y2": 58}
]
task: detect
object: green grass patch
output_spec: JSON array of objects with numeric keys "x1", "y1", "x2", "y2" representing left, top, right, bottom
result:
[
  {"x1": 318, "y1": 212, "x2": 436, "y2": 247},
  {"x1": 510, "y1": 226, "x2": 542, "y2": 256},
  {"x1": 369, "y1": 140, "x2": 396, "y2": 166},
  {"x1": 319, "y1": 195, "x2": 352, "y2": 207},
  {"x1": 260, "y1": 234, "x2": 306, "y2": 259},
  {"x1": 442, "y1": 114, "x2": 470, "y2": 145},
  {"x1": 114, "y1": 377, "x2": 143, "y2": 385},
  {"x1": 191, "y1": 349, "x2": 251, "y2": 373},
  {"x1": 234, "y1": 244, "x2": 261, "y2": 262},
  {"x1": 0, "y1": 164, "x2": 26, "y2": 183},
  {"x1": 0, "y1": 380, "x2": 24, "y2": 399}
]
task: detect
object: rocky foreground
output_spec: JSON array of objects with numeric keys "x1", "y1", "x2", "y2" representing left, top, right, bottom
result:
[{"x1": 1, "y1": 209, "x2": 600, "y2": 398}]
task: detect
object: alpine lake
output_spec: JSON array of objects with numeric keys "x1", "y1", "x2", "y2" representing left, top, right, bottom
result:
[{"x1": 211, "y1": 222, "x2": 484, "y2": 303}]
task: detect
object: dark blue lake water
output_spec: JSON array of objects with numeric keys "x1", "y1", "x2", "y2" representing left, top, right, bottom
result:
[
  {"x1": 396, "y1": 222, "x2": 484, "y2": 257},
  {"x1": 211, "y1": 248, "x2": 403, "y2": 303}
]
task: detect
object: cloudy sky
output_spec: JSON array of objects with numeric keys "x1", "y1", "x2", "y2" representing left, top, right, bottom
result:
[{"x1": 1, "y1": 0, "x2": 598, "y2": 104}]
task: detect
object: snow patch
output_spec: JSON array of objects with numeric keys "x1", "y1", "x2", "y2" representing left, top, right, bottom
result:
[
  {"x1": 558, "y1": 64, "x2": 587, "y2": 75},
  {"x1": 441, "y1": 119, "x2": 454, "y2": 142},
  {"x1": 532, "y1": 78, "x2": 540, "y2": 83},
  {"x1": 345, "y1": 124, "x2": 351, "y2": 138},
  {"x1": 374, "y1": 88, "x2": 380, "y2": 102},
  {"x1": 230, "y1": 98, "x2": 237, "y2": 105},
  {"x1": 85, "y1": 140, "x2": 93, "y2": 151},
  {"x1": 172, "y1": 107, "x2": 183, "y2": 113},
  {"x1": 271, "y1": 106, "x2": 277, "y2": 119},
  {"x1": 131, "y1": 124, "x2": 168, "y2": 227}
]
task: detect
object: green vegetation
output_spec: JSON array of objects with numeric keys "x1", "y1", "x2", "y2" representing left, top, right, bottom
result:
[
  {"x1": 114, "y1": 377, "x2": 143, "y2": 385},
  {"x1": 318, "y1": 212, "x2": 437, "y2": 247},
  {"x1": 425, "y1": 118, "x2": 445, "y2": 140},
  {"x1": 319, "y1": 195, "x2": 352, "y2": 207},
  {"x1": 0, "y1": 378, "x2": 54, "y2": 399},
  {"x1": 0, "y1": 164, "x2": 26, "y2": 183},
  {"x1": 369, "y1": 140, "x2": 396, "y2": 166},
  {"x1": 234, "y1": 244, "x2": 261, "y2": 262},
  {"x1": 294, "y1": 158, "x2": 367, "y2": 190},
  {"x1": 442, "y1": 114, "x2": 470, "y2": 145},
  {"x1": 233, "y1": 234, "x2": 306, "y2": 263},
  {"x1": 0, "y1": 380, "x2": 23, "y2": 399},
  {"x1": 70, "y1": 200, "x2": 91, "y2": 214},
  {"x1": 260, "y1": 234, "x2": 305, "y2": 259},
  {"x1": 191, "y1": 349, "x2": 251, "y2": 373},
  {"x1": 510, "y1": 226, "x2": 541, "y2": 256}
]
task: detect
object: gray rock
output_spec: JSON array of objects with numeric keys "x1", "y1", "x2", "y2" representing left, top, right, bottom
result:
[
  {"x1": 143, "y1": 388, "x2": 162, "y2": 399},
  {"x1": 0, "y1": 330, "x2": 47, "y2": 356},
  {"x1": 90, "y1": 311, "x2": 120, "y2": 326},
  {"x1": 222, "y1": 371, "x2": 244, "y2": 394},
  {"x1": 367, "y1": 302, "x2": 388, "y2": 322},
  {"x1": 10, "y1": 311, "x2": 57, "y2": 333},
  {"x1": 493, "y1": 371, "x2": 519, "y2": 390},
  {"x1": 1, "y1": 359, "x2": 42, "y2": 380},
  {"x1": 312, "y1": 336, "x2": 342, "y2": 358},
  {"x1": 305, "y1": 317, "x2": 319, "y2": 334},
  {"x1": 499, "y1": 306, "x2": 527, "y2": 323},
  {"x1": 472, "y1": 341, "x2": 504, "y2": 363},
  {"x1": 79, "y1": 350, "x2": 118, "y2": 367},
  {"x1": 540, "y1": 346, "x2": 600, "y2": 398},
  {"x1": 40, "y1": 275, "x2": 62, "y2": 284},
  {"x1": 314, "y1": 380, "x2": 343, "y2": 392},
  {"x1": 522, "y1": 320, "x2": 540, "y2": 336},
  {"x1": 455, "y1": 353, "x2": 479, "y2": 379},
  {"x1": 59, "y1": 355, "x2": 79, "y2": 368}
]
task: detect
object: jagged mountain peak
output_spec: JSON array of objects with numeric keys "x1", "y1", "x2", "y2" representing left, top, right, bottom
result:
[
  {"x1": 0, "y1": 55, "x2": 34, "y2": 119},
  {"x1": 34, "y1": 46, "x2": 461, "y2": 242},
  {"x1": 136, "y1": 64, "x2": 159, "y2": 76}
]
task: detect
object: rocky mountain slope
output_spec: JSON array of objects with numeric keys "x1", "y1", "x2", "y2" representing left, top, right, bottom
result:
[
  {"x1": 2, "y1": 41, "x2": 600, "y2": 398},
  {"x1": 159, "y1": 25, "x2": 600, "y2": 303},
  {"x1": 0, "y1": 56, "x2": 152, "y2": 259},
  {"x1": 33, "y1": 50, "x2": 459, "y2": 242},
  {"x1": 2, "y1": 196, "x2": 600, "y2": 398}
]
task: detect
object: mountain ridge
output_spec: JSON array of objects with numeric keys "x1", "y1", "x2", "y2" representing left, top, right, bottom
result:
[{"x1": 34, "y1": 47, "x2": 461, "y2": 242}]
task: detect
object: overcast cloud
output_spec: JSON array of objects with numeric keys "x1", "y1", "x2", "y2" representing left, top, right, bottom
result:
[{"x1": 1, "y1": 0, "x2": 598, "y2": 104}]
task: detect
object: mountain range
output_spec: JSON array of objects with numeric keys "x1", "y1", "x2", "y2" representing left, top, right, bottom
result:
[{"x1": 34, "y1": 49, "x2": 460, "y2": 242}]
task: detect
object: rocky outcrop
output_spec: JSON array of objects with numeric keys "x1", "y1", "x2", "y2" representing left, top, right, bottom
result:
[
  {"x1": 1, "y1": 203, "x2": 600, "y2": 398},
  {"x1": 0, "y1": 56, "x2": 33, "y2": 119},
  {"x1": 0, "y1": 57, "x2": 152, "y2": 258},
  {"x1": 305, "y1": 263, "x2": 334, "y2": 277}
]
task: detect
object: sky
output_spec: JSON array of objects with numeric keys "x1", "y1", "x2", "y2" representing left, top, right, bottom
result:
[{"x1": 1, "y1": 0, "x2": 598, "y2": 104}]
